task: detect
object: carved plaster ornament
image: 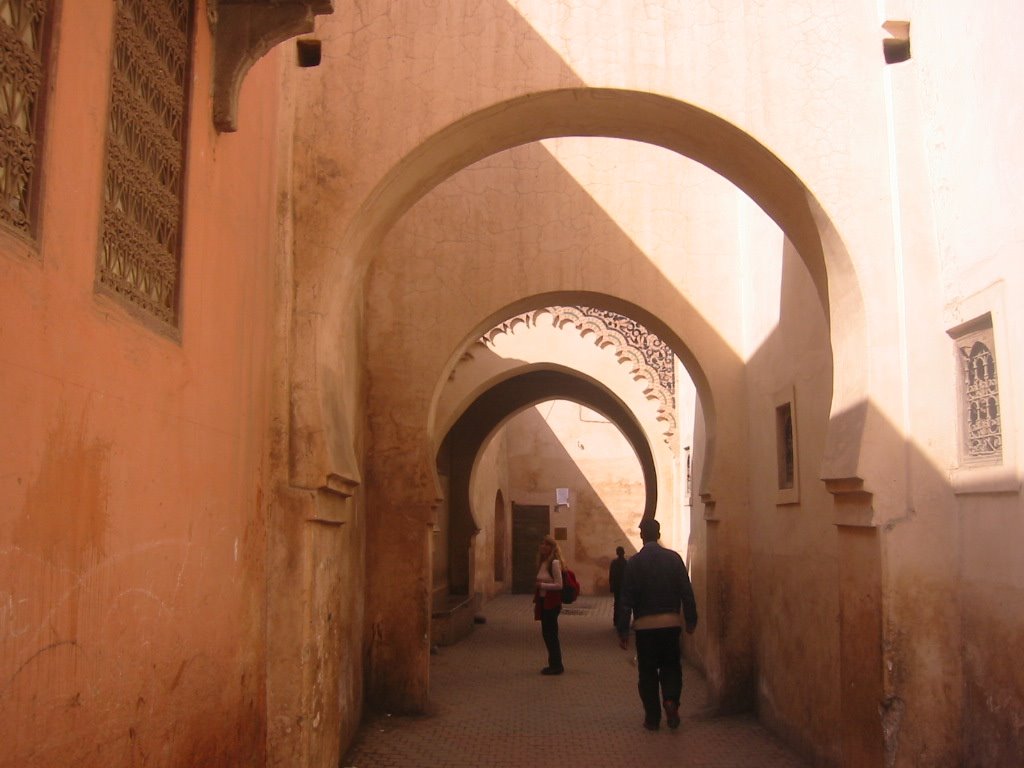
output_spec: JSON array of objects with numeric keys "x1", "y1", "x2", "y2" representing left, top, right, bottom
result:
[
  {"x1": 209, "y1": 0, "x2": 334, "y2": 132},
  {"x1": 479, "y1": 306, "x2": 679, "y2": 447}
]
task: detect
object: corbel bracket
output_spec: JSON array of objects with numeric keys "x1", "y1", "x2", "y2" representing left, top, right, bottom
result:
[
  {"x1": 825, "y1": 476, "x2": 876, "y2": 527},
  {"x1": 210, "y1": 0, "x2": 334, "y2": 132}
]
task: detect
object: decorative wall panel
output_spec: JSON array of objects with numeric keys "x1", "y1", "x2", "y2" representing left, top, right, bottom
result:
[
  {"x1": 0, "y1": 0, "x2": 48, "y2": 239},
  {"x1": 482, "y1": 306, "x2": 678, "y2": 444},
  {"x1": 98, "y1": 0, "x2": 191, "y2": 328}
]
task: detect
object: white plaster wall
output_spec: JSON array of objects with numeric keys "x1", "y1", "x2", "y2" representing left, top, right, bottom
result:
[
  {"x1": 743, "y1": 239, "x2": 839, "y2": 762},
  {"x1": 879, "y1": 2, "x2": 1024, "y2": 760}
]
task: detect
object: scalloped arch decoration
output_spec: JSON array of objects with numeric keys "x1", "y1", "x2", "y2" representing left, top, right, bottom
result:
[
  {"x1": 210, "y1": 0, "x2": 333, "y2": 132},
  {"x1": 478, "y1": 306, "x2": 679, "y2": 445}
]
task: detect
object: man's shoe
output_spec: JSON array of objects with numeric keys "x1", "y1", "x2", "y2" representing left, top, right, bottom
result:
[
  {"x1": 664, "y1": 700, "x2": 680, "y2": 729},
  {"x1": 643, "y1": 719, "x2": 660, "y2": 731},
  {"x1": 540, "y1": 666, "x2": 564, "y2": 675}
]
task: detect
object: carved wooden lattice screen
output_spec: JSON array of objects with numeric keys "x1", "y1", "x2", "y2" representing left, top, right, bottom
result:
[
  {"x1": 98, "y1": 0, "x2": 191, "y2": 329},
  {"x1": 0, "y1": 0, "x2": 48, "y2": 239}
]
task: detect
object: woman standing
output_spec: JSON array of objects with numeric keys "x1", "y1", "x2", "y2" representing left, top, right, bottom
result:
[{"x1": 534, "y1": 535, "x2": 565, "y2": 675}]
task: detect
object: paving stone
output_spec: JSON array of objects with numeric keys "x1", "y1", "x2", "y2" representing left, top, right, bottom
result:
[{"x1": 343, "y1": 595, "x2": 810, "y2": 768}]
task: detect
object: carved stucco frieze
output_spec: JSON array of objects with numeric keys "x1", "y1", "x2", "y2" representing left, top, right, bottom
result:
[
  {"x1": 209, "y1": 0, "x2": 333, "y2": 132},
  {"x1": 479, "y1": 306, "x2": 678, "y2": 445}
]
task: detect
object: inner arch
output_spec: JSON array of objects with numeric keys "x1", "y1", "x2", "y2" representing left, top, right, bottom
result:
[
  {"x1": 438, "y1": 368, "x2": 661, "y2": 598},
  {"x1": 429, "y1": 291, "x2": 715, "y2": 499}
]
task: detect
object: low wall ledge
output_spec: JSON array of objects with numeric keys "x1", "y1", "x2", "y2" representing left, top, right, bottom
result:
[
  {"x1": 950, "y1": 464, "x2": 1021, "y2": 496},
  {"x1": 825, "y1": 476, "x2": 878, "y2": 528},
  {"x1": 323, "y1": 471, "x2": 360, "y2": 498}
]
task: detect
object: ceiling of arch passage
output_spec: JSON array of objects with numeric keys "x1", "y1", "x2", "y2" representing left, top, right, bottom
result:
[{"x1": 365, "y1": 136, "x2": 789, "y2": 377}]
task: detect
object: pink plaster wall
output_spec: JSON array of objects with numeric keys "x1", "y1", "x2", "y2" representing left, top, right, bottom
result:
[
  {"x1": 744, "y1": 240, "x2": 840, "y2": 763},
  {"x1": 0, "y1": 6, "x2": 283, "y2": 766},
  {"x1": 469, "y1": 430, "x2": 513, "y2": 600}
]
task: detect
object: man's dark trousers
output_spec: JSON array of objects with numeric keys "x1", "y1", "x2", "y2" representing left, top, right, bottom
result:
[{"x1": 635, "y1": 626, "x2": 682, "y2": 725}]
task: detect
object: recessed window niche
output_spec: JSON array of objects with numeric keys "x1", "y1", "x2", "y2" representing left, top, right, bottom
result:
[
  {"x1": 945, "y1": 283, "x2": 1020, "y2": 495},
  {"x1": 952, "y1": 314, "x2": 1002, "y2": 467},
  {"x1": 774, "y1": 387, "x2": 800, "y2": 505}
]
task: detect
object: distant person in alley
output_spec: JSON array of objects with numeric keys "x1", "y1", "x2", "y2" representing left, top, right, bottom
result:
[
  {"x1": 616, "y1": 518, "x2": 698, "y2": 731},
  {"x1": 608, "y1": 545, "x2": 627, "y2": 627}
]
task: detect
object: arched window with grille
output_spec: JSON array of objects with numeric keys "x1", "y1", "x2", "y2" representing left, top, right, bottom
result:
[{"x1": 955, "y1": 316, "x2": 1002, "y2": 466}]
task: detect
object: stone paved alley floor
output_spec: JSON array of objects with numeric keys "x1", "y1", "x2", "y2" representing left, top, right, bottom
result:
[{"x1": 343, "y1": 595, "x2": 811, "y2": 768}]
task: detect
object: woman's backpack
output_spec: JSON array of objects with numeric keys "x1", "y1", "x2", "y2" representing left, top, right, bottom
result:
[{"x1": 561, "y1": 567, "x2": 580, "y2": 604}]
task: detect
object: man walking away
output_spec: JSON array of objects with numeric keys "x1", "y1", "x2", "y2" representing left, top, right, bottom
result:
[
  {"x1": 608, "y1": 546, "x2": 627, "y2": 627},
  {"x1": 615, "y1": 518, "x2": 698, "y2": 731}
]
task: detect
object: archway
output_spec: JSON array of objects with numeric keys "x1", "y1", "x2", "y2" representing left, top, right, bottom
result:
[
  {"x1": 293, "y1": 88, "x2": 868, "y2": 503},
  {"x1": 325, "y1": 92, "x2": 867, "y2": 740},
  {"x1": 438, "y1": 368, "x2": 661, "y2": 600},
  {"x1": 279, "y1": 9, "x2": 898, "y2": 761}
]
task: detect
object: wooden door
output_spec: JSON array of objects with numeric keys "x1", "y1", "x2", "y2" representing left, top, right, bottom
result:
[{"x1": 512, "y1": 503, "x2": 550, "y2": 593}]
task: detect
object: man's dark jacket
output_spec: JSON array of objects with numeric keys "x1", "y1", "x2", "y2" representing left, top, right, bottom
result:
[
  {"x1": 609, "y1": 556, "x2": 627, "y2": 595},
  {"x1": 616, "y1": 541, "x2": 698, "y2": 638}
]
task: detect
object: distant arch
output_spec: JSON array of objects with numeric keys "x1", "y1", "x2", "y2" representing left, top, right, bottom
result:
[
  {"x1": 431, "y1": 292, "x2": 711, "y2": 502},
  {"x1": 438, "y1": 369, "x2": 658, "y2": 596}
]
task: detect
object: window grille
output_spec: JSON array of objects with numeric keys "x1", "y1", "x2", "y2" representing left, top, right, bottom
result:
[
  {"x1": 0, "y1": 0, "x2": 49, "y2": 239},
  {"x1": 772, "y1": 387, "x2": 799, "y2": 505},
  {"x1": 775, "y1": 402, "x2": 794, "y2": 490},
  {"x1": 98, "y1": 0, "x2": 191, "y2": 329},
  {"x1": 955, "y1": 320, "x2": 1002, "y2": 464}
]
